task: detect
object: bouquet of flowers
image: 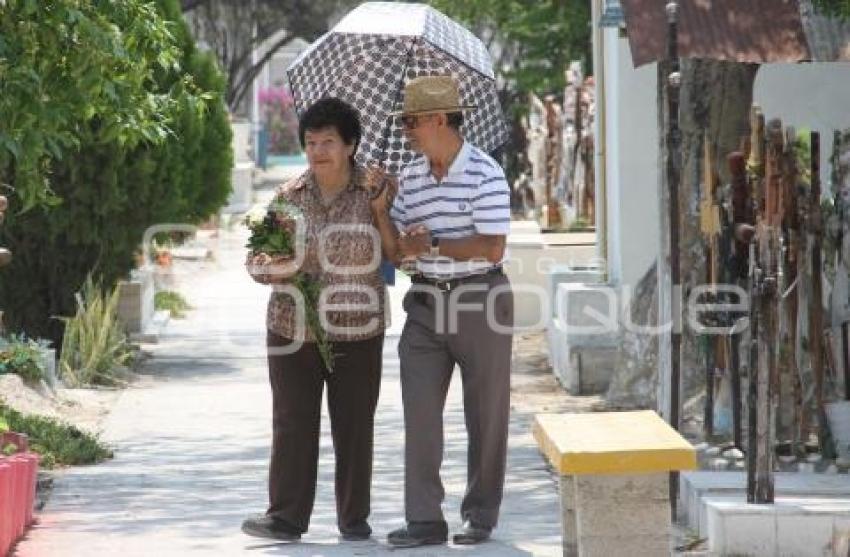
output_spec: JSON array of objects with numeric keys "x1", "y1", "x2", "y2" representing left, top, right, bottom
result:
[
  {"x1": 244, "y1": 201, "x2": 335, "y2": 372},
  {"x1": 244, "y1": 201, "x2": 298, "y2": 257}
]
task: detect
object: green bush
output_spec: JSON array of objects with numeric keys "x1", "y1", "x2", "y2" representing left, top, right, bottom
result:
[
  {"x1": 0, "y1": 404, "x2": 113, "y2": 469},
  {"x1": 0, "y1": 0, "x2": 232, "y2": 346},
  {"x1": 0, "y1": 334, "x2": 45, "y2": 383},
  {"x1": 0, "y1": 0, "x2": 185, "y2": 210},
  {"x1": 57, "y1": 277, "x2": 133, "y2": 387}
]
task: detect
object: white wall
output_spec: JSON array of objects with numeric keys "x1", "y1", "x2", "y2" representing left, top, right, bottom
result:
[
  {"x1": 603, "y1": 30, "x2": 660, "y2": 289},
  {"x1": 754, "y1": 62, "x2": 850, "y2": 187}
]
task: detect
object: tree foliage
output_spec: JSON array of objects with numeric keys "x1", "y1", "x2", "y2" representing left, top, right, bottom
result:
[
  {"x1": 0, "y1": 0, "x2": 232, "y2": 344},
  {"x1": 813, "y1": 0, "x2": 850, "y2": 17},
  {"x1": 0, "y1": 0, "x2": 192, "y2": 210},
  {"x1": 183, "y1": 0, "x2": 358, "y2": 112},
  {"x1": 424, "y1": 0, "x2": 590, "y2": 186},
  {"x1": 426, "y1": 0, "x2": 592, "y2": 103}
]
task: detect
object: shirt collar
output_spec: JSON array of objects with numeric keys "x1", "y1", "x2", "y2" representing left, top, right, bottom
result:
[
  {"x1": 447, "y1": 141, "x2": 472, "y2": 177},
  {"x1": 421, "y1": 141, "x2": 472, "y2": 179}
]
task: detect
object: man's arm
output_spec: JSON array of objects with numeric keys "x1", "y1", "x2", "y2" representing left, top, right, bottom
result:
[{"x1": 399, "y1": 232, "x2": 505, "y2": 264}]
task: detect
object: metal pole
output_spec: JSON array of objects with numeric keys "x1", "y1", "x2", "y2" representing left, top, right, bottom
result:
[
  {"x1": 0, "y1": 193, "x2": 9, "y2": 334},
  {"x1": 665, "y1": 0, "x2": 682, "y2": 520},
  {"x1": 843, "y1": 322, "x2": 850, "y2": 400}
]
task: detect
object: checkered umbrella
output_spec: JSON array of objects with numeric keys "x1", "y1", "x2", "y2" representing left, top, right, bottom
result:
[{"x1": 286, "y1": 1, "x2": 508, "y2": 174}]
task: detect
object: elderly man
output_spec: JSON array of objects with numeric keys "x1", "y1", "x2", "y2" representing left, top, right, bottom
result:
[{"x1": 368, "y1": 75, "x2": 514, "y2": 548}]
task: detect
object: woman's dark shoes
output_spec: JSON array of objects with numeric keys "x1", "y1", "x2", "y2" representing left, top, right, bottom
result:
[
  {"x1": 241, "y1": 515, "x2": 302, "y2": 541},
  {"x1": 452, "y1": 520, "x2": 492, "y2": 545},
  {"x1": 339, "y1": 520, "x2": 372, "y2": 541},
  {"x1": 387, "y1": 521, "x2": 448, "y2": 547}
]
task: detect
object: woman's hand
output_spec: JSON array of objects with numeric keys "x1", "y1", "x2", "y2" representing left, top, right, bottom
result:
[{"x1": 246, "y1": 253, "x2": 297, "y2": 284}]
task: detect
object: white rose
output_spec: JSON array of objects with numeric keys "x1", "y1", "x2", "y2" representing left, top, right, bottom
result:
[{"x1": 244, "y1": 204, "x2": 268, "y2": 227}]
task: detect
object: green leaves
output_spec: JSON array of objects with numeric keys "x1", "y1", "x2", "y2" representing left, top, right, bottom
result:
[
  {"x1": 245, "y1": 209, "x2": 297, "y2": 257},
  {"x1": 0, "y1": 0, "x2": 195, "y2": 211},
  {"x1": 0, "y1": 403, "x2": 113, "y2": 468},
  {"x1": 0, "y1": 0, "x2": 231, "y2": 346},
  {"x1": 426, "y1": 0, "x2": 591, "y2": 97},
  {"x1": 0, "y1": 334, "x2": 45, "y2": 383},
  {"x1": 294, "y1": 273, "x2": 336, "y2": 373},
  {"x1": 56, "y1": 275, "x2": 132, "y2": 387},
  {"x1": 813, "y1": 0, "x2": 850, "y2": 18}
]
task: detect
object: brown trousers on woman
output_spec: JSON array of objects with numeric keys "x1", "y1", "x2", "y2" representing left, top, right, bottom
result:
[{"x1": 266, "y1": 331, "x2": 383, "y2": 533}]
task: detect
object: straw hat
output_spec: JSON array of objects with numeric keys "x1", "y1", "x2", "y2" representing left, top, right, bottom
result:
[{"x1": 391, "y1": 75, "x2": 476, "y2": 116}]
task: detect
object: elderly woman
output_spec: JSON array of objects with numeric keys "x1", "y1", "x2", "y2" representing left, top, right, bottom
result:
[{"x1": 242, "y1": 98, "x2": 386, "y2": 542}]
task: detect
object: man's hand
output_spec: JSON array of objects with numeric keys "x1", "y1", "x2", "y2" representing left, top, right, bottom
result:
[
  {"x1": 246, "y1": 253, "x2": 297, "y2": 284},
  {"x1": 399, "y1": 224, "x2": 430, "y2": 258}
]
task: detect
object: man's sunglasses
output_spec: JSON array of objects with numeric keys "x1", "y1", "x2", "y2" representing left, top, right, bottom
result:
[{"x1": 399, "y1": 114, "x2": 430, "y2": 129}]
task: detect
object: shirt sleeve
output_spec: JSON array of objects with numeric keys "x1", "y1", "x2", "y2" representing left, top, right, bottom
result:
[{"x1": 472, "y1": 169, "x2": 510, "y2": 235}]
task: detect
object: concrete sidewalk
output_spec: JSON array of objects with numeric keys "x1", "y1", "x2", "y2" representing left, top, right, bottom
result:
[{"x1": 15, "y1": 224, "x2": 564, "y2": 556}]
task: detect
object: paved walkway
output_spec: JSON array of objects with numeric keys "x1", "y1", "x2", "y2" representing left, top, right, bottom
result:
[{"x1": 16, "y1": 209, "x2": 565, "y2": 557}]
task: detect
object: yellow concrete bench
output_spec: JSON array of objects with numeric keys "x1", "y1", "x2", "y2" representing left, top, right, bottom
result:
[{"x1": 533, "y1": 410, "x2": 697, "y2": 557}]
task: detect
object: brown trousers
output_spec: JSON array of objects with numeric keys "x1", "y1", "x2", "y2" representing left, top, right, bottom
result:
[{"x1": 266, "y1": 331, "x2": 383, "y2": 532}]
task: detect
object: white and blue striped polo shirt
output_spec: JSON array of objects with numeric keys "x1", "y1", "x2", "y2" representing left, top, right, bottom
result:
[{"x1": 389, "y1": 141, "x2": 510, "y2": 279}]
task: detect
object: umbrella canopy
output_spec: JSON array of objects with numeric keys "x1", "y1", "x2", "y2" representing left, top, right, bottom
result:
[{"x1": 286, "y1": 1, "x2": 508, "y2": 174}]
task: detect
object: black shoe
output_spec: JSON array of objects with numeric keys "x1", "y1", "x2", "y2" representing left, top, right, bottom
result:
[
  {"x1": 387, "y1": 521, "x2": 448, "y2": 548},
  {"x1": 241, "y1": 515, "x2": 302, "y2": 541},
  {"x1": 340, "y1": 520, "x2": 372, "y2": 541},
  {"x1": 452, "y1": 520, "x2": 492, "y2": 545}
]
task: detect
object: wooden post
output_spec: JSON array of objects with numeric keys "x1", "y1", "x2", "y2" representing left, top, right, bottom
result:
[
  {"x1": 810, "y1": 132, "x2": 827, "y2": 450},
  {"x1": 754, "y1": 223, "x2": 778, "y2": 503},
  {"x1": 728, "y1": 152, "x2": 750, "y2": 451},
  {"x1": 752, "y1": 118, "x2": 784, "y2": 503},
  {"x1": 701, "y1": 133, "x2": 722, "y2": 438},
  {"x1": 543, "y1": 95, "x2": 563, "y2": 229},
  {"x1": 833, "y1": 131, "x2": 850, "y2": 402},
  {"x1": 746, "y1": 237, "x2": 760, "y2": 503},
  {"x1": 730, "y1": 331, "x2": 743, "y2": 448},
  {"x1": 780, "y1": 126, "x2": 803, "y2": 454},
  {"x1": 766, "y1": 120, "x2": 791, "y2": 445},
  {"x1": 745, "y1": 105, "x2": 770, "y2": 503}
]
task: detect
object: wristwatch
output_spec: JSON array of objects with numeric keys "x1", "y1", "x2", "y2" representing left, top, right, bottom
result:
[{"x1": 429, "y1": 236, "x2": 440, "y2": 257}]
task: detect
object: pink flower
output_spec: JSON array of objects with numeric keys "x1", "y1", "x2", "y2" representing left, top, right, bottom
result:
[{"x1": 258, "y1": 87, "x2": 294, "y2": 109}]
